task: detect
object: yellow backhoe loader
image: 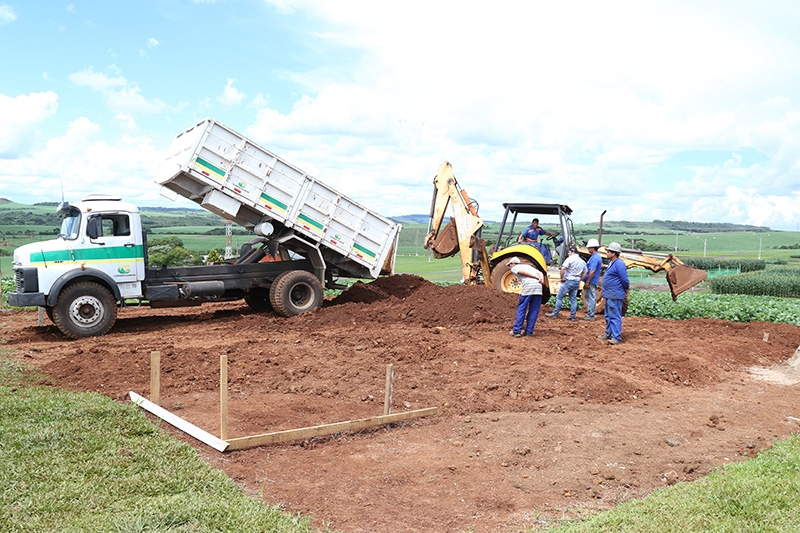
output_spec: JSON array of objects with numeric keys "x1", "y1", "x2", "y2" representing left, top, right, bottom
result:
[{"x1": 424, "y1": 161, "x2": 707, "y2": 306}]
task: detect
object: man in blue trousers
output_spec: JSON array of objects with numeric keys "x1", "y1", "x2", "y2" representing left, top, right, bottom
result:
[
  {"x1": 598, "y1": 242, "x2": 630, "y2": 345},
  {"x1": 507, "y1": 257, "x2": 544, "y2": 337}
]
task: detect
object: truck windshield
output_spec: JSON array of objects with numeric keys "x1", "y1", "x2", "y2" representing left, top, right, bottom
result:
[{"x1": 58, "y1": 206, "x2": 81, "y2": 240}]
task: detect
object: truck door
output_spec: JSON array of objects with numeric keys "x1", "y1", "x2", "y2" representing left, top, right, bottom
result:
[{"x1": 85, "y1": 212, "x2": 145, "y2": 284}]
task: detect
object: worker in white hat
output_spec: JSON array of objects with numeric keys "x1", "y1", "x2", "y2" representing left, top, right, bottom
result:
[
  {"x1": 506, "y1": 256, "x2": 545, "y2": 337},
  {"x1": 599, "y1": 242, "x2": 629, "y2": 345},
  {"x1": 582, "y1": 238, "x2": 602, "y2": 321}
]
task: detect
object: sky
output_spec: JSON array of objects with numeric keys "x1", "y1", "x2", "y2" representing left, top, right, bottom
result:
[{"x1": 1, "y1": 1, "x2": 799, "y2": 230}]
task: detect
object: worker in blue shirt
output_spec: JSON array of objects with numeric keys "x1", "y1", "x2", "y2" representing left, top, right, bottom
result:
[
  {"x1": 518, "y1": 218, "x2": 555, "y2": 263},
  {"x1": 598, "y1": 242, "x2": 629, "y2": 345},
  {"x1": 582, "y1": 238, "x2": 603, "y2": 321}
]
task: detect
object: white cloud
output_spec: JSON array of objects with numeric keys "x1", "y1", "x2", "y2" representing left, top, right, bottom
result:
[
  {"x1": 146, "y1": 37, "x2": 160, "y2": 49},
  {"x1": 0, "y1": 5, "x2": 16, "y2": 24},
  {"x1": 218, "y1": 79, "x2": 245, "y2": 106},
  {"x1": 0, "y1": 92, "x2": 58, "y2": 157},
  {"x1": 105, "y1": 87, "x2": 171, "y2": 115},
  {"x1": 236, "y1": 1, "x2": 800, "y2": 230},
  {"x1": 69, "y1": 67, "x2": 127, "y2": 91},
  {"x1": 68, "y1": 67, "x2": 172, "y2": 115},
  {"x1": 0, "y1": 118, "x2": 164, "y2": 205}
]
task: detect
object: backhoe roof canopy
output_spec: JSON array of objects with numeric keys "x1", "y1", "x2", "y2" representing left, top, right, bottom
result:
[{"x1": 501, "y1": 203, "x2": 573, "y2": 216}]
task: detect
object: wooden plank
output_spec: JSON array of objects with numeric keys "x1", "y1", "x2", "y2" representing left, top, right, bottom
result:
[
  {"x1": 129, "y1": 391, "x2": 229, "y2": 452},
  {"x1": 226, "y1": 407, "x2": 438, "y2": 451}
]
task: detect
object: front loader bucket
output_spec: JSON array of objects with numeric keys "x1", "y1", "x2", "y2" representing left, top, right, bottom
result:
[{"x1": 666, "y1": 265, "x2": 708, "y2": 301}]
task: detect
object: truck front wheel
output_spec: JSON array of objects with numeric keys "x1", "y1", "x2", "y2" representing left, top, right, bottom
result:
[
  {"x1": 269, "y1": 270, "x2": 323, "y2": 317},
  {"x1": 52, "y1": 281, "x2": 118, "y2": 339}
]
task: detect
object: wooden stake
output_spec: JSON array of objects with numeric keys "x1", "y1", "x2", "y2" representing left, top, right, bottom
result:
[
  {"x1": 38, "y1": 307, "x2": 44, "y2": 326},
  {"x1": 220, "y1": 354, "x2": 228, "y2": 441},
  {"x1": 225, "y1": 407, "x2": 437, "y2": 451},
  {"x1": 150, "y1": 350, "x2": 161, "y2": 405},
  {"x1": 383, "y1": 364, "x2": 394, "y2": 415}
]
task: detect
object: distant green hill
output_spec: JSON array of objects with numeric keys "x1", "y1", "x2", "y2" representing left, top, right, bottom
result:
[
  {"x1": 393, "y1": 213, "x2": 772, "y2": 233},
  {"x1": 0, "y1": 200, "x2": 774, "y2": 235}
]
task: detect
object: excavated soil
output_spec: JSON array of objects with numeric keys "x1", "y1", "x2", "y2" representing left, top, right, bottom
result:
[{"x1": 3, "y1": 274, "x2": 800, "y2": 532}]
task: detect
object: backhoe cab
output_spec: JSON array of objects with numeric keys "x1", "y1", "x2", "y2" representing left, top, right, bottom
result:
[{"x1": 424, "y1": 161, "x2": 707, "y2": 303}]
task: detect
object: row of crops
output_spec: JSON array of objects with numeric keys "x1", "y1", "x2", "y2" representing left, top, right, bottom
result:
[
  {"x1": 710, "y1": 267, "x2": 800, "y2": 298},
  {"x1": 628, "y1": 290, "x2": 800, "y2": 326}
]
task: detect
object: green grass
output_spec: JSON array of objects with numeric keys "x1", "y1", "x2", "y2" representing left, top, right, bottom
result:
[
  {"x1": 537, "y1": 433, "x2": 800, "y2": 532},
  {"x1": 0, "y1": 357, "x2": 316, "y2": 533}
]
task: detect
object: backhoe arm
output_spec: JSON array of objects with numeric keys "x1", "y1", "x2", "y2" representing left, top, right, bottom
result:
[
  {"x1": 616, "y1": 251, "x2": 707, "y2": 301},
  {"x1": 424, "y1": 162, "x2": 488, "y2": 283}
]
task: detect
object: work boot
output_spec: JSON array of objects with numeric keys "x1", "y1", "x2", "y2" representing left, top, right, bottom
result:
[
  {"x1": 608, "y1": 338, "x2": 621, "y2": 345},
  {"x1": 597, "y1": 334, "x2": 610, "y2": 340},
  {"x1": 582, "y1": 316, "x2": 595, "y2": 321},
  {"x1": 568, "y1": 316, "x2": 576, "y2": 322},
  {"x1": 545, "y1": 312, "x2": 558, "y2": 318}
]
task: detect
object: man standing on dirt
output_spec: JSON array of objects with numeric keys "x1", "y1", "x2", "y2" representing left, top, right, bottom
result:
[
  {"x1": 598, "y1": 242, "x2": 629, "y2": 345},
  {"x1": 545, "y1": 246, "x2": 586, "y2": 321},
  {"x1": 507, "y1": 257, "x2": 544, "y2": 337},
  {"x1": 582, "y1": 239, "x2": 602, "y2": 321}
]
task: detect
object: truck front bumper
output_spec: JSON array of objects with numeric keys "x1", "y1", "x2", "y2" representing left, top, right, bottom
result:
[{"x1": 7, "y1": 292, "x2": 47, "y2": 307}]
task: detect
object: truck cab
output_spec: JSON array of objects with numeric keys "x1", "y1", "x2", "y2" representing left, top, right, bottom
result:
[{"x1": 9, "y1": 195, "x2": 146, "y2": 337}]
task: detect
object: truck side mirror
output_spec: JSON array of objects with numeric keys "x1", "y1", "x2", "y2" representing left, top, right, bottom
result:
[{"x1": 87, "y1": 217, "x2": 100, "y2": 239}]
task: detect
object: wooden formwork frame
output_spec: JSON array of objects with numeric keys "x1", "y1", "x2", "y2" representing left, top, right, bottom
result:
[{"x1": 130, "y1": 351, "x2": 437, "y2": 452}]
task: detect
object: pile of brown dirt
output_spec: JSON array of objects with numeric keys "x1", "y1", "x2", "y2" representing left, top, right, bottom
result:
[{"x1": 3, "y1": 274, "x2": 800, "y2": 532}]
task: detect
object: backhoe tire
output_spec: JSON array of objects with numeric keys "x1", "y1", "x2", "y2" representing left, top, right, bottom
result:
[
  {"x1": 244, "y1": 287, "x2": 273, "y2": 312},
  {"x1": 490, "y1": 257, "x2": 550, "y2": 301},
  {"x1": 52, "y1": 281, "x2": 118, "y2": 339},
  {"x1": 269, "y1": 270, "x2": 323, "y2": 317},
  {"x1": 490, "y1": 259, "x2": 525, "y2": 294},
  {"x1": 44, "y1": 306, "x2": 55, "y2": 324}
]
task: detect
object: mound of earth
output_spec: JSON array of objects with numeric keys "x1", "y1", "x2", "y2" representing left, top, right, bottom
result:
[{"x1": 3, "y1": 274, "x2": 800, "y2": 532}]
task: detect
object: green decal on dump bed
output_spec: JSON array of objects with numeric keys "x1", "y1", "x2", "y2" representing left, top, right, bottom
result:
[
  {"x1": 297, "y1": 213, "x2": 324, "y2": 234},
  {"x1": 352, "y1": 242, "x2": 377, "y2": 261},
  {"x1": 194, "y1": 157, "x2": 226, "y2": 182},
  {"x1": 258, "y1": 192, "x2": 288, "y2": 213}
]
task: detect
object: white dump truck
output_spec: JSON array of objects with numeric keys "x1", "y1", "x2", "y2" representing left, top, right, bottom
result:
[{"x1": 8, "y1": 118, "x2": 401, "y2": 338}]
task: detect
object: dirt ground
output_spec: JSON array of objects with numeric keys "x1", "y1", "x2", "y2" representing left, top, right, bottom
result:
[{"x1": 4, "y1": 274, "x2": 800, "y2": 533}]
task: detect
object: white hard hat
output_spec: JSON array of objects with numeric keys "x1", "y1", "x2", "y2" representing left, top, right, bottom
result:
[
  {"x1": 586, "y1": 238, "x2": 600, "y2": 248},
  {"x1": 506, "y1": 256, "x2": 520, "y2": 265},
  {"x1": 607, "y1": 242, "x2": 622, "y2": 253}
]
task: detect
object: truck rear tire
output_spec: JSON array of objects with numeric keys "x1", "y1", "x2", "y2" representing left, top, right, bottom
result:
[
  {"x1": 52, "y1": 281, "x2": 118, "y2": 339},
  {"x1": 269, "y1": 270, "x2": 323, "y2": 317},
  {"x1": 244, "y1": 287, "x2": 273, "y2": 312}
]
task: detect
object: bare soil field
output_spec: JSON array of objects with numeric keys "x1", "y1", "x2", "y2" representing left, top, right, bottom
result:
[{"x1": 3, "y1": 274, "x2": 800, "y2": 533}]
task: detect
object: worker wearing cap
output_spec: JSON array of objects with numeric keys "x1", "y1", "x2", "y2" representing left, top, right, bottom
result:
[
  {"x1": 582, "y1": 239, "x2": 603, "y2": 321},
  {"x1": 599, "y1": 242, "x2": 629, "y2": 345},
  {"x1": 506, "y1": 256, "x2": 545, "y2": 337},
  {"x1": 545, "y1": 246, "x2": 586, "y2": 321}
]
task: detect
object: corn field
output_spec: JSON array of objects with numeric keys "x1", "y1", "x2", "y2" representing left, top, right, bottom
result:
[{"x1": 711, "y1": 267, "x2": 800, "y2": 298}]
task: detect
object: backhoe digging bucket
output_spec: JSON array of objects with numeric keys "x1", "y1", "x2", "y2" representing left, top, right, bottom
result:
[
  {"x1": 429, "y1": 218, "x2": 460, "y2": 259},
  {"x1": 666, "y1": 265, "x2": 708, "y2": 301}
]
